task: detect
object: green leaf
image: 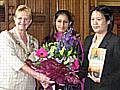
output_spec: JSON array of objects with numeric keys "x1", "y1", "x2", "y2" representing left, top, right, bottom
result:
[{"x1": 35, "y1": 61, "x2": 41, "y2": 67}]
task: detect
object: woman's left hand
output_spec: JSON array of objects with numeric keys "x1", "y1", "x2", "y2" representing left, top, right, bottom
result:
[{"x1": 89, "y1": 74, "x2": 101, "y2": 83}]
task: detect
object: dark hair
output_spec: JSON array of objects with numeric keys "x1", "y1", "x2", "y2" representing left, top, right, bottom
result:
[
  {"x1": 47, "y1": 10, "x2": 74, "y2": 42},
  {"x1": 44, "y1": 10, "x2": 80, "y2": 43},
  {"x1": 55, "y1": 10, "x2": 74, "y2": 26},
  {"x1": 90, "y1": 5, "x2": 114, "y2": 32}
]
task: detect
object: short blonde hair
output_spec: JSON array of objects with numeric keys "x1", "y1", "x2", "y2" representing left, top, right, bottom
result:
[{"x1": 15, "y1": 5, "x2": 32, "y2": 19}]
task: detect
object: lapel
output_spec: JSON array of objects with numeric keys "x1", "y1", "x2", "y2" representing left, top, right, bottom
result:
[
  {"x1": 14, "y1": 29, "x2": 30, "y2": 52},
  {"x1": 13, "y1": 29, "x2": 37, "y2": 54},
  {"x1": 85, "y1": 35, "x2": 93, "y2": 50},
  {"x1": 9, "y1": 28, "x2": 32, "y2": 57},
  {"x1": 99, "y1": 32, "x2": 112, "y2": 48}
]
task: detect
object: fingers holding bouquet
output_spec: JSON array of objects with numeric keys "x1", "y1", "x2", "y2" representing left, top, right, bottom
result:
[
  {"x1": 65, "y1": 71, "x2": 81, "y2": 84},
  {"x1": 37, "y1": 73, "x2": 55, "y2": 89}
]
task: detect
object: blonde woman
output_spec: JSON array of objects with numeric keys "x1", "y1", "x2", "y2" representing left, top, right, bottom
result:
[{"x1": 0, "y1": 5, "x2": 50, "y2": 90}]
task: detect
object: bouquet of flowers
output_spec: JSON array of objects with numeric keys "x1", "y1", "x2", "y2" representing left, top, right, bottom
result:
[{"x1": 27, "y1": 28, "x2": 83, "y2": 85}]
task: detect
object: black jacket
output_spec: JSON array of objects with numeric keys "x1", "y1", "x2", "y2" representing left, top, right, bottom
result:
[{"x1": 84, "y1": 32, "x2": 120, "y2": 90}]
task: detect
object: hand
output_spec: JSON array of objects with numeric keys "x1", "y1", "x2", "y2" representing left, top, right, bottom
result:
[
  {"x1": 95, "y1": 78, "x2": 100, "y2": 83},
  {"x1": 92, "y1": 77, "x2": 100, "y2": 83},
  {"x1": 88, "y1": 74, "x2": 100, "y2": 83},
  {"x1": 39, "y1": 73, "x2": 50, "y2": 82},
  {"x1": 37, "y1": 73, "x2": 50, "y2": 89},
  {"x1": 69, "y1": 71, "x2": 79, "y2": 79},
  {"x1": 41, "y1": 81, "x2": 50, "y2": 89}
]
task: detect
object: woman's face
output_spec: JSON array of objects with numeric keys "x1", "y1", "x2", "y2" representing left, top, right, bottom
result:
[
  {"x1": 14, "y1": 11, "x2": 32, "y2": 31},
  {"x1": 91, "y1": 11, "x2": 109, "y2": 34},
  {"x1": 55, "y1": 14, "x2": 69, "y2": 33}
]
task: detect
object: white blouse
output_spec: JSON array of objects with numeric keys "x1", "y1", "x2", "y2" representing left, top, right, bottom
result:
[
  {"x1": 88, "y1": 34, "x2": 104, "y2": 61},
  {"x1": 0, "y1": 28, "x2": 39, "y2": 90}
]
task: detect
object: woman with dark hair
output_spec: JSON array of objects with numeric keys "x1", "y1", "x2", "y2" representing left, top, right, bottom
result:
[
  {"x1": 89, "y1": 5, "x2": 114, "y2": 32},
  {"x1": 41, "y1": 10, "x2": 88, "y2": 90},
  {"x1": 45, "y1": 10, "x2": 74, "y2": 43},
  {"x1": 84, "y1": 5, "x2": 120, "y2": 90}
]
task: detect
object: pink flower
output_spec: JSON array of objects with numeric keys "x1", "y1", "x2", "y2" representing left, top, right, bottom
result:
[
  {"x1": 36, "y1": 48, "x2": 48, "y2": 58},
  {"x1": 71, "y1": 59, "x2": 80, "y2": 70}
]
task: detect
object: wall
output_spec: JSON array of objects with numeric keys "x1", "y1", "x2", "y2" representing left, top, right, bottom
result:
[
  {"x1": 1, "y1": 0, "x2": 120, "y2": 42},
  {"x1": 0, "y1": 0, "x2": 90, "y2": 43}
]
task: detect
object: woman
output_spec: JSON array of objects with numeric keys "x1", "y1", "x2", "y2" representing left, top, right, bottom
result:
[
  {"x1": 84, "y1": 6, "x2": 120, "y2": 90},
  {"x1": 43, "y1": 10, "x2": 88, "y2": 90},
  {"x1": 0, "y1": 5, "x2": 50, "y2": 90},
  {"x1": 45, "y1": 10, "x2": 74, "y2": 42}
]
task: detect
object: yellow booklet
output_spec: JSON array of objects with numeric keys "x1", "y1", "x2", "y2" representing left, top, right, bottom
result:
[{"x1": 88, "y1": 48, "x2": 107, "y2": 82}]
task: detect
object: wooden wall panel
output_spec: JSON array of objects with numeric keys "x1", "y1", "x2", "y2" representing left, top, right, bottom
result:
[
  {"x1": 98, "y1": 0, "x2": 120, "y2": 2},
  {"x1": 79, "y1": 0, "x2": 84, "y2": 42},
  {"x1": 28, "y1": 23, "x2": 45, "y2": 42},
  {"x1": 83, "y1": 0, "x2": 90, "y2": 41},
  {"x1": 0, "y1": 0, "x2": 16, "y2": 31},
  {"x1": 56, "y1": 0, "x2": 80, "y2": 31}
]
